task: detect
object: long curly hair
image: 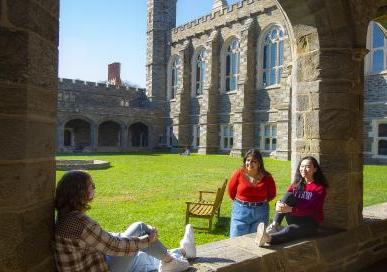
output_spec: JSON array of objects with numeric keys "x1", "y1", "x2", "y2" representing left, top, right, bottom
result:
[
  {"x1": 292, "y1": 156, "x2": 329, "y2": 189},
  {"x1": 243, "y1": 149, "x2": 271, "y2": 176},
  {"x1": 55, "y1": 170, "x2": 93, "y2": 216}
]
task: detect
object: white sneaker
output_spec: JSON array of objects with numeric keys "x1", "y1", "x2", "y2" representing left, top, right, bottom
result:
[
  {"x1": 255, "y1": 222, "x2": 270, "y2": 247},
  {"x1": 179, "y1": 224, "x2": 196, "y2": 258},
  {"x1": 266, "y1": 222, "x2": 282, "y2": 234},
  {"x1": 158, "y1": 257, "x2": 189, "y2": 272}
]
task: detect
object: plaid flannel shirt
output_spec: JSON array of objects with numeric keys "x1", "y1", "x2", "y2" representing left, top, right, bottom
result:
[{"x1": 55, "y1": 211, "x2": 149, "y2": 272}]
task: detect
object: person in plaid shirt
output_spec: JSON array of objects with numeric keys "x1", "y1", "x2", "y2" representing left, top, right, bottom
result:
[{"x1": 55, "y1": 170, "x2": 196, "y2": 272}]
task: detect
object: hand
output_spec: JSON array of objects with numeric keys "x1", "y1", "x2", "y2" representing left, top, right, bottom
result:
[
  {"x1": 147, "y1": 228, "x2": 158, "y2": 243},
  {"x1": 275, "y1": 201, "x2": 292, "y2": 213}
]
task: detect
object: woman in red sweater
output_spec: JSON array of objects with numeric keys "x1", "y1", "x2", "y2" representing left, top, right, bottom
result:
[
  {"x1": 228, "y1": 149, "x2": 276, "y2": 237},
  {"x1": 256, "y1": 156, "x2": 328, "y2": 246}
]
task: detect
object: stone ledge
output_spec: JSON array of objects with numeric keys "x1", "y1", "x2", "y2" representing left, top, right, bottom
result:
[{"x1": 190, "y1": 203, "x2": 387, "y2": 271}]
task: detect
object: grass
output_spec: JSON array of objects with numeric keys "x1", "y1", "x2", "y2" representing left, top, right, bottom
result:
[{"x1": 56, "y1": 152, "x2": 387, "y2": 248}]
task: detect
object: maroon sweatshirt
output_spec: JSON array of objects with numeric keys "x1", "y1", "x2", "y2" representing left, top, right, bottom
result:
[{"x1": 288, "y1": 181, "x2": 327, "y2": 223}]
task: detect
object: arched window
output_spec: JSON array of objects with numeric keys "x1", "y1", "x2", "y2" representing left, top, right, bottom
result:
[
  {"x1": 366, "y1": 21, "x2": 387, "y2": 74},
  {"x1": 225, "y1": 39, "x2": 240, "y2": 92},
  {"x1": 193, "y1": 48, "x2": 206, "y2": 96},
  {"x1": 169, "y1": 56, "x2": 181, "y2": 100},
  {"x1": 261, "y1": 26, "x2": 284, "y2": 87}
]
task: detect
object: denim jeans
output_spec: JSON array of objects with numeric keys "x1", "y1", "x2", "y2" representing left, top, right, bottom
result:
[
  {"x1": 229, "y1": 201, "x2": 269, "y2": 238},
  {"x1": 107, "y1": 222, "x2": 168, "y2": 272}
]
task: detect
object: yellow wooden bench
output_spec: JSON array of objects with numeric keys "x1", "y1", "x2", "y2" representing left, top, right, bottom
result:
[{"x1": 185, "y1": 179, "x2": 228, "y2": 231}]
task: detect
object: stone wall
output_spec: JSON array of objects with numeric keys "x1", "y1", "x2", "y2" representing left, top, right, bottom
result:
[
  {"x1": 0, "y1": 0, "x2": 59, "y2": 271},
  {"x1": 57, "y1": 78, "x2": 164, "y2": 152},
  {"x1": 190, "y1": 203, "x2": 387, "y2": 271}
]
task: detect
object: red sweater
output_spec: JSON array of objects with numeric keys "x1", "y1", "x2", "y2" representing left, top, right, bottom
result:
[
  {"x1": 288, "y1": 182, "x2": 327, "y2": 223},
  {"x1": 228, "y1": 168, "x2": 276, "y2": 203}
]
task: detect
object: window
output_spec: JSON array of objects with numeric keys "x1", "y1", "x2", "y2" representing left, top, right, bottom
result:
[
  {"x1": 220, "y1": 125, "x2": 233, "y2": 150},
  {"x1": 225, "y1": 39, "x2": 240, "y2": 92},
  {"x1": 261, "y1": 26, "x2": 284, "y2": 87},
  {"x1": 377, "y1": 123, "x2": 387, "y2": 155},
  {"x1": 256, "y1": 123, "x2": 277, "y2": 151},
  {"x1": 366, "y1": 21, "x2": 387, "y2": 74},
  {"x1": 193, "y1": 49, "x2": 206, "y2": 96},
  {"x1": 168, "y1": 56, "x2": 181, "y2": 100},
  {"x1": 192, "y1": 125, "x2": 200, "y2": 148}
]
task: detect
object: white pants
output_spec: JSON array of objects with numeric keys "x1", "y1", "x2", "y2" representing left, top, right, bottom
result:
[{"x1": 107, "y1": 222, "x2": 182, "y2": 272}]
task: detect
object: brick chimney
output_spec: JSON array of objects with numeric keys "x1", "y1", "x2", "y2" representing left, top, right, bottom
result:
[
  {"x1": 212, "y1": 0, "x2": 228, "y2": 13},
  {"x1": 108, "y1": 62, "x2": 122, "y2": 86}
]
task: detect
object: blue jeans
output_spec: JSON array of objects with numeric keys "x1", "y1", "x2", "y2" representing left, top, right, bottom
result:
[{"x1": 229, "y1": 201, "x2": 269, "y2": 238}]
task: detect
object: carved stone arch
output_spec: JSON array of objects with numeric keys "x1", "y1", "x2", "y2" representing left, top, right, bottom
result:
[
  {"x1": 166, "y1": 54, "x2": 182, "y2": 100},
  {"x1": 97, "y1": 120, "x2": 123, "y2": 147},
  {"x1": 191, "y1": 45, "x2": 207, "y2": 97},
  {"x1": 128, "y1": 121, "x2": 150, "y2": 148}
]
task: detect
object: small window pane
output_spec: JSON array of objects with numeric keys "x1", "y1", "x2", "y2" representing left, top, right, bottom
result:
[
  {"x1": 378, "y1": 140, "x2": 387, "y2": 155},
  {"x1": 372, "y1": 50, "x2": 384, "y2": 72},
  {"x1": 226, "y1": 55, "x2": 231, "y2": 75},
  {"x1": 272, "y1": 138, "x2": 277, "y2": 150},
  {"x1": 263, "y1": 45, "x2": 269, "y2": 69},
  {"x1": 379, "y1": 124, "x2": 387, "y2": 137},
  {"x1": 271, "y1": 44, "x2": 277, "y2": 67},
  {"x1": 373, "y1": 23, "x2": 385, "y2": 48},
  {"x1": 265, "y1": 138, "x2": 270, "y2": 150},
  {"x1": 265, "y1": 126, "x2": 270, "y2": 137},
  {"x1": 230, "y1": 77, "x2": 237, "y2": 91},
  {"x1": 224, "y1": 138, "x2": 228, "y2": 148},
  {"x1": 230, "y1": 137, "x2": 233, "y2": 147}
]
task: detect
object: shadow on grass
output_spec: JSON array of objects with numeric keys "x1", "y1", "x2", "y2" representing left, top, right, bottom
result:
[{"x1": 211, "y1": 216, "x2": 230, "y2": 235}]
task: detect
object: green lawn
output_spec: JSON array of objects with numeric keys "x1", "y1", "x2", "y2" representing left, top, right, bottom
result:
[{"x1": 56, "y1": 152, "x2": 387, "y2": 248}]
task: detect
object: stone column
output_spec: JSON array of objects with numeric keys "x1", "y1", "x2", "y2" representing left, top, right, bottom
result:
[
  {"x1": 291, "y1": 28, "x2": 367, "y2": 229},
  {"x1": 198, "y1": 29, "x2": 221, "y2": 154},
  {"x1": 172, "y1": 40, "x2": 192, "y2": 148},
  {"x1": 275, "y1": 64, "x2": 292, "y2": 160},
  {"x1": 0, "y1": 1, "x2": 59, "y2": 271},
  {"x1": 230, "y1": 18, "x2": 256, "y2": 157},
  {"x1": 91, "y1": 123, "x2": 98, "y2": 151},
  {"x1": 56, "y1": 122, "x2": 65, "y2": 152},
  {"x1": 120, "y1": 124, "x2": 128, "y2": 151}
]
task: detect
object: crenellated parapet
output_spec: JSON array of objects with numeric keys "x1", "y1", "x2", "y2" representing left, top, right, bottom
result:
[
  {"x1": 59, "y1": 78, "x2": 145, "y2": 93},
  {"x1": 171, "y1": 0, "x2": 277, "y2": 43}
]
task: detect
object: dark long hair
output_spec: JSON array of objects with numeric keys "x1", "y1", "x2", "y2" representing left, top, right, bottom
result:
[
  {"x1": 243, "y1": 149, "x2": 271, "y2": 176},
  {"x1": 292, "y1": 156, "x2": 328, "y2": 189},
  {"x1": 55, "y1": 170, "x2": 93, "y2": 216}
]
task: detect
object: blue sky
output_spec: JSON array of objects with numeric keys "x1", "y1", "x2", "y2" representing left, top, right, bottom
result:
[{"x1": 59, "y1": 0, "x2": 239, "y2": 87}]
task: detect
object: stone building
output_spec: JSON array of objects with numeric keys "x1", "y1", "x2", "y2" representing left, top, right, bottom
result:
[
  {"x1": 2, "y1": 0, "x2": 387, "y2": 271},
  {"x1": 147, "y1": 0, "x2": 292, "y2": 159},
  {"x1": 364, "y1": 21, "x2": 387, "y2": 164},
  {"x1": 57, "y1": 78, "x2": 162, "y2": 152}
]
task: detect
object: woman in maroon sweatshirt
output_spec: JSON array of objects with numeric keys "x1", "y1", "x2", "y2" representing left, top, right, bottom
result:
[{"x1": 256, "y1": 156, "x2": 328, "y2": 246}]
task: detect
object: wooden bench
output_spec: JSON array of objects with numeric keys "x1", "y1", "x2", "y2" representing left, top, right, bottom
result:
[{"x1": 185, "y1": 179, "x2": 228, "y2": 231}]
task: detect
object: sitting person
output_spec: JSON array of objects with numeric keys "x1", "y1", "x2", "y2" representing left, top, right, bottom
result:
[
  {"x1": 256, "y1": 156, "x2": 328, "y2": 246},
  {"x1": 54, "y1": 170, "x2": 196, "y2": 272}
]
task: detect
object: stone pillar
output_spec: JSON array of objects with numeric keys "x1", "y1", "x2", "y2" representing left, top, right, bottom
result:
[
  {"x1": 121, "y1": 124, "x2": 128, "y2": 151},
  {"x1": 0, "y1": 1, "x2": 59, "y2": 271},
  {"x1": 291, "y1": 28, "x2": 367, "y2": 229},
  {"x1": 172, "y1": 40, "x2": 192, "y2": 148},
  {"x1": 56, "y1": 122, "x2": 65, "y2": 152},
  {"x1": 91, "y1": 123, "x2": 98, "y2": 151},
  {"x1": 230, "y1": 18, "x2": 256, "y2": 157},
  {"x1": 198, "y1": 29, "x2": 221, "y2": 154},
  {"x1": 275, "y1": 64, "x2": 292, "y2": 160}
]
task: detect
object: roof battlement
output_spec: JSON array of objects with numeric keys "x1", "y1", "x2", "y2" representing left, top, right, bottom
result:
[
  {"x1": 59, "y1": 78, "x2": 146, "y2": 93},
  {"x1": 171, "y1": 0, "x2": 277, "y2": 43}
]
